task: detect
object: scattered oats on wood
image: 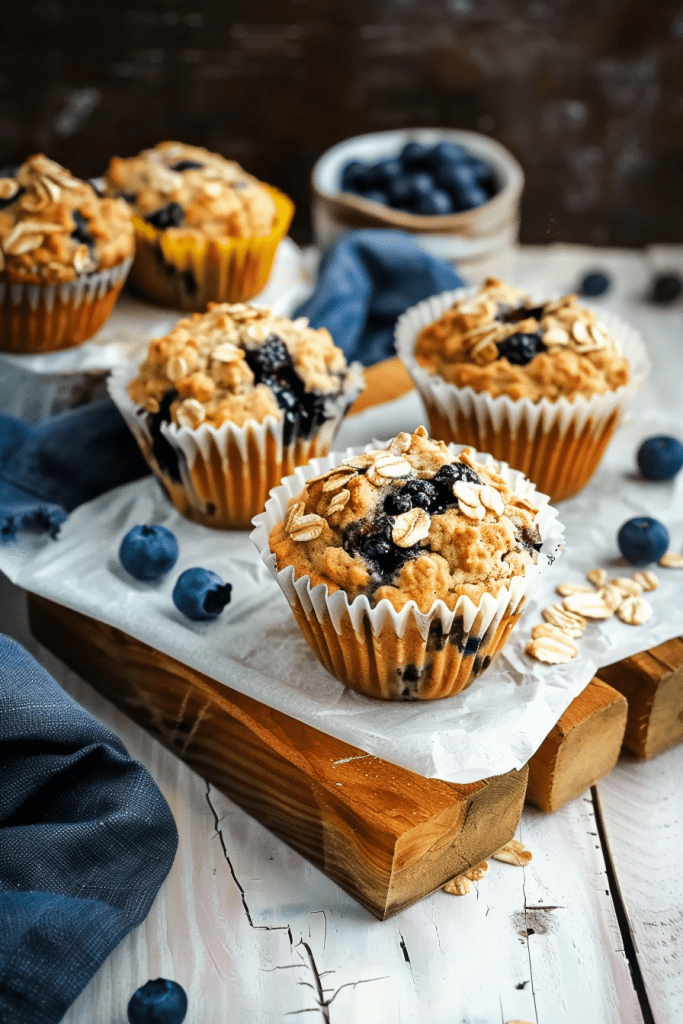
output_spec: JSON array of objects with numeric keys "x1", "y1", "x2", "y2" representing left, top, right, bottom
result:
[
  {"x1": 617, "y1": 595, "x2": 653, "y2": 626},
  {"x1": 659, "y1": 553, "x2": 683, "y2": 568},
  {"x1": 556, "y1": 582, "x2": 595, "y2": 597},
  {"x1": 596, "y1": 583, "x2": 625, "y2": 612},
  {"x1": 442, "y1": 875, "x2": 472, "y2": 896},
  {"x1": 609, "y1": 576, "x2": 643, "y2": 597},
  {"x1": 526, "y1": 633, "x2": 578, "y2": 664},
  {"x1": 479, "y1": 484, "x2": 504, "y2": 516},
  {"x1": 492, "y1": 839, "x2": 532, "y2": 866},
  {"x1": 464, "y1": 861, "x2": 489, "y2": 881},
  {"x1": 586, "y1": 567, "x2": 607, "y2": 587},
  {"x1": 392, "y1": 507, "x2": 430, "y2": 548},
  {"x1": 562, "y1": 592, "x2": 614, "y2": 619},
  {"x1": 542, "y1": 603, "x2": 587, "y2": 637},
  {"x1": 632, "y1": 569, "x2": 659, "y2": 591},
  {"x1": 289, "y1": 513, "x2": 326, "y2": 542}
]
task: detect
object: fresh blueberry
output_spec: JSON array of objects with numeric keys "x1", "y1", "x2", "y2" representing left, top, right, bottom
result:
[
  {"x1": 617, "y1": 517, "x2": 669, "y2": 565},
  {"x1": 172, "y1": 568, "x2": 232, "y2": 621},
  {"x1": 580, "y1": 271, "x2": 611, "y2": 297},
  {"x1": 170, "y1": 160, "x2": 204, "y2": 172},
  {"x1": 361, "y1": 189, "x2": 388, "y2": 206},
  {"x1": 366, "y1": 158, "x2": 402, "y2": 188},
  {"x1": 414, "y1": 189, "x2": 454, "y2": 216},
  {"x1": 427, "y1": 141, "x2": 470, "y2": 168},
  {"x1": 128, "y1": 978, "x2": 188, "y2": 1024},
  {"x1": 434, "y1": 162, "x2": 478, "y2": 194},
  {"x1": 651, "y1": 272, "x2": 682, "y2": 304},
  {"x1": 465, "y1": 156, "x2": 495, "y2": 191},
  {"x1": 146, "y1": 202, "x2": 184, "y2": 230},
  {"x1": 400, "y1": 141, "x2": 431, "y2": 171},
  {"x1": 119, "y1": 525, "x2": 179, "y2": 582},
  {"x1": 387, "y1": 174, "x2": 417, "y2": 208},
  {"x1": 340, "y1": 160, "x2": 371, "y2": 193},
  {"x1": 497, "y1": 331, "x2": 546, "y2": 366},
  {"x1": 637, "y1": 436, "x2": 683, "y2": 481},
  {"x1": 458, "y1": 185, "x2": 490, "y2": 210},
  {"x1": 411, "y1": 173, "x2": 435, "y2": 197}
]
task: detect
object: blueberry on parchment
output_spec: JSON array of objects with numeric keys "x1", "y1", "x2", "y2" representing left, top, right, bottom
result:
[
  {"x1": 617, "y1": 517, "x2": 669, "y2": 565},
  {"x1": 172, "y1": 567, "x2": 232, "y2": 620},
  {"x1": 637, "y1": 436, "x2": 683, "y2": 481},
  {"x1": 119, "y1": 525, "x2": 179, "y2": 581}
]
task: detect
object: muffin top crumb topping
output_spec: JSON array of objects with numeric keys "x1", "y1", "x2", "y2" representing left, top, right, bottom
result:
[
  {"x1": 414, "y1": 277, "x2": 630, "y2": 401},
  {"x1": 128, "y1": 302, "x2": 361, "y2": 439},
  {"x1": 105, "y1": 141, "x2": 278, "y2": 239},
  {"x1": 0, "y1": 155, "x2": 134, "y2": 284},
  {"x1": 269, "y1": 427, "x2": 543, "y2": 612}
]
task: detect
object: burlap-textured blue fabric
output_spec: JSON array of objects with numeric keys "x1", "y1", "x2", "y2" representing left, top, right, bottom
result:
[
  {"x1": 294, "y1": 229, "x2": 463, "y2": 366},
  {"x1": 0, "y1": 636, "x2": 178, "y2": 1024}
]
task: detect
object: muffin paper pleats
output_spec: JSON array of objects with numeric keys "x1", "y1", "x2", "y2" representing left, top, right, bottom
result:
[
  {"x1": 0, "y1": 257, "x2": 133, "y2": 354},
  {"x1": 396, "y1": 288, "x2": 650, "y2": 502},
  {"x1": 251, "y1": 444, "x2": 565, "y2": 700}
]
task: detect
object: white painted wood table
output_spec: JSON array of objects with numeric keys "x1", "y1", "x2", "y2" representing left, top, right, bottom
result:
[{"x1": 1, "y1": 244, "x2": 682, "y2": 1024}]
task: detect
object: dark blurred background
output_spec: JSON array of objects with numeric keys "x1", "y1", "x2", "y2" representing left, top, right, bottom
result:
[{"x1": 1, "y1": 0, "x2": 681, "y2": 247}]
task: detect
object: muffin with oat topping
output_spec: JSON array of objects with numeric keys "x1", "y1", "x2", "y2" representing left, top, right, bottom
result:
[
  {"x1": 396, "y1": 278, "x2": 649, "y2": 501},
  {"x1": 108, "y1": 302, "x2": 363, "y2": 529},
  {"x1": 252, "y1": 426, "x2": 563, "y2": 700},
  {"x1": 0, "y1": 154, "x2": 133, "y2": 352},
  {"x1": 105, "y1": 141, "x2": 293, "y2": 310}
]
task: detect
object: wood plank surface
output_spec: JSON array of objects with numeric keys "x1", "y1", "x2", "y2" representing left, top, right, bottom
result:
[
  {"x1": 28, "y1": 594, "x2": 528, "y2": 921},
  {"x1": 597, "y1": 638, "x2": 683, "y2": 759},
  {"x1": 526, "y1": 678, "x2": 628, "y2": 812}
]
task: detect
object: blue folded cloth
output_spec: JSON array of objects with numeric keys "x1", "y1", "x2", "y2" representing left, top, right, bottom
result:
[
  {"x1": 0, "y1": 635, "x2": 178, "y2": 1024},
  {"x1": 294, "y1": 229, "x2": 463, "y2": 365},
  {"x1": 0, "y1": 399, "x2": 149, "y2": 543}
]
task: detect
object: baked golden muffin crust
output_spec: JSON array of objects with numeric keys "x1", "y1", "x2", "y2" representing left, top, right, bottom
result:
[
  {"x1": 105, "y1": 141, "x2": 277, "y2": 240},
  {"x1": 269, "y1": 426, "x2": 543, "y2": 614},
  {"x1": 415, "y1": 278, "x2": 630, "y2": 402},
  {"x1": 128, "y1": 302, "x2": 361, "y2": 436},
  {"x1": 0, "y1": 155, "x2": 134, "y2": 284}
]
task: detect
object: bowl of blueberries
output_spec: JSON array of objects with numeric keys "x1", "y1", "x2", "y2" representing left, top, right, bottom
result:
[{"x1": 311, "y1": 128, "x2": 524, "y2": 277}]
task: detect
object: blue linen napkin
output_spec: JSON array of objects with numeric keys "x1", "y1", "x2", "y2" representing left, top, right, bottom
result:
[
  {"x1": 0, "y1": 634, "x2": 178, "y2": 1024},
  {"x1": 293, "y1": 228, "x2": 463, "y2": 365},
  {"x1": 0, "y1": 398, "x2": 149, "y2": 542}
]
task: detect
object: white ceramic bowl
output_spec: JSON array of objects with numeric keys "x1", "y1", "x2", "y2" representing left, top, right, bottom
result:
[{"x1": 311, "y1": 128, "x2": 524, "y2": 281}]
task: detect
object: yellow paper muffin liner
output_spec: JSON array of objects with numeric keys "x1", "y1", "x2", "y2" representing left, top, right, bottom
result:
[
  {"x1": 250, "y1": 444, "x2": 565, "y2": 701},
  {"x1": 129, "y1": 186, "x2": 294, "y2": 310},
  {"x1": 0, "y1": 258, "x2": 132, "y2": 354},
  {"x1": 108, "y1": 361, "x2": 363, "y2": 530},
  {"x1": 395, "y1": 289, "x2": 650, "y2": 503}
]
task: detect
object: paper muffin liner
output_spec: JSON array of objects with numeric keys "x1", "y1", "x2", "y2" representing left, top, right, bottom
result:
[
  {"x1": 108, "y1": 361, "x2": 364, "y2": 530},
  {"x1": 129, "y1": 186, "x2": 294, "y2": 311},
  {"x1": 250, "y1": 444, "x2": 565, "y2": 701},
  {"x1": 396, "y1": 288, "x2": 650, "y2": 502},
  {"x1": 0, "y1": 257, "x2": 132, "y2": 354}
]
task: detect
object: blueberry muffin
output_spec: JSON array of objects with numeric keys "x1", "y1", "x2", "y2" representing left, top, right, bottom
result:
[
  {"x1": 110, "y1": 302, "x2": 363, "y2": 529},
  {"x1": 105, "y1": 142, "x2": 293, "y2": 309},
  {"x1": 0, "y1": 154, "x2": 134, "y2": 352},
  {"x1": 397, "y1": 279, "x2": 647, "y2": 501},
  {"x1": 258, "y1": 427, "x2": 562, "y2": 700}
]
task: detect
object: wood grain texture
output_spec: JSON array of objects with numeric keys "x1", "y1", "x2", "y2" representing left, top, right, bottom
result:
[
  {"x1": 597, "y1": 637, "x2": 683, "y2": 759},
  {"x1": 526, "y1": 678, "x2": 628, "y2": 813},
  {"x1": 28, "y1": 594, "x2": 528, "y2": 921}
]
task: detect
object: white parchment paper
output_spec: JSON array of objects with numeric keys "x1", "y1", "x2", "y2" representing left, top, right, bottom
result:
[{"x1": 2, "y1": 391, "x2": 682, "y2": 783}]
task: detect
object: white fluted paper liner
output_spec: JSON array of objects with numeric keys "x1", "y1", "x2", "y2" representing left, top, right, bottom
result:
[
  {"x1": 0, "y1": 258, "x2": 133, "y2": 354},
  {"x1": 109, "y1": 359, "x2": 364, "y2": 529},
  {"x1": 251, "y1": 442, "x2": 565, "y2": 699},
  {"x1": 396, "y1": 287, "x2": 650, "y2": 501}
]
